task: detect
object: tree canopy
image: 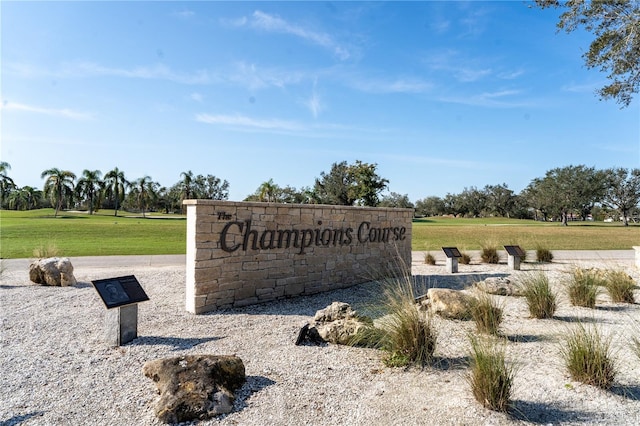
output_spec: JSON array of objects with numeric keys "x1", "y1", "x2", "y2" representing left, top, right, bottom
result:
[{"x1": 536, "y1": 0, "x2": 640, "y2": 107}]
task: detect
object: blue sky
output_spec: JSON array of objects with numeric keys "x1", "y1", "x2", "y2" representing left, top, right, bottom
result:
[{"x1": 2, "y1": 1, "x2": 639, "y2": 203}]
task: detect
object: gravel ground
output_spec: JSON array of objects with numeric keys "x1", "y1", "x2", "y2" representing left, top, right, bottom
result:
[{"x1": 1, "y1": 251, "x2": 639, "y2": 425}]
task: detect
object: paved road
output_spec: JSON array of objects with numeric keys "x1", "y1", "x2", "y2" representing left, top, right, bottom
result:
[{"x1": 2, "y1": 250, "x2": 636, "y2": 273}]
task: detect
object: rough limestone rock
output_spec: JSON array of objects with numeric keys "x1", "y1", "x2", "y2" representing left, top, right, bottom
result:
[
  {"x1": 297, "y1": 301, "x2": 374, "y2": 345},
  {"x1": 473, "y1": 277, "x2": 523, "y2": 296},
  {"x1": 28, "y1": 257, "x2": 77, "y2": 286},
  {"x1": 142, "y1": 354, "x2": 246, "y2": 424},
  {"x1": 425, "y1": 288, "x2": 476, "y2": 320}
]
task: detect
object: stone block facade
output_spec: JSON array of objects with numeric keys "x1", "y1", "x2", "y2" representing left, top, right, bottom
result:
[{"x1": 184, "y1": 200, "x2": 413, "y2": 314}]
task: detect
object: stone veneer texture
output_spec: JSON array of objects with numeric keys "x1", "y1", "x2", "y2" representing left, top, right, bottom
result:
[{"x1": 184, "y1": 200, "x2": 413, "y2": 314}]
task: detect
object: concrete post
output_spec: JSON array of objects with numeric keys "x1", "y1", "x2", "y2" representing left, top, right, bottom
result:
[
  {"x1": 446, "y1": 257, "x2": 458, "y2": 273},
  {"x1": 507, "y1": 255, "x2": 521, "y2": 271},
  {"x1": 105, "y1": 304, "x2": 138, "y2": 346}
]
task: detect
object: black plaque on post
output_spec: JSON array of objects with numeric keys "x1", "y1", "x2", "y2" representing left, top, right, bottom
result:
[
  {"x1": 504, "y1": 245, "x2": 525, "y2": 257},
  {"x1": 92, "y1": 275, "x2": 149, "y2": 309},
  {"x1": 442, "y1": 247, "x2": 462, "y2": 258}
]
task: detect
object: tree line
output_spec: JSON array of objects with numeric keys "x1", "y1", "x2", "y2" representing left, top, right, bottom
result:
[{"x1": 0, "y1": 161, "x2": 638, "y2": 226}]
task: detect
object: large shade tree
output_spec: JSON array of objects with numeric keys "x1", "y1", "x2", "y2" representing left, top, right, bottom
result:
[
  {"x1": 603, "y1": 167, "x2": 640, "y2": 226},
  {"x1": 536, "y1": 0, "x2": 640, "y2": 107},
  {"x1": 41, "y1": 167, "x2": 76, "y2": 217},
  {"x1": 313, "y1": 160, "x2": 388, "y2": 207}
]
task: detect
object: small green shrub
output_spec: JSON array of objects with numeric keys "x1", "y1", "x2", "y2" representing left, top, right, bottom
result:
[
  {"x1": 481, "y1": 244, "x2": 500, "y2": 264},
  {"x1": 459, "y1": 252, "x2": 472, "y2": 265},
  {"x1": 468, "y1": 335, "x2": 515, "y2": 412},
  {"x1": 520, "y1": 271, "x2": 557, "y2": 319},
  {"x1": 471, "y1": 293, "x2": 503, "y2": 335},
  {"x1": 566, "y1": 268, "x2": 600, "y2": 308},
  {"x1": 424, "y1": 252, "x2": 436, "y2": 265},
  {"x1": 604, "y1": 270, "x2": 636, "y2": 303},
  {"x1": 561, "y1": 323, "x2": 616, "y2": 389},
  {"x1": 535, "y1": 247, "x2": 553, "y2": 263}
]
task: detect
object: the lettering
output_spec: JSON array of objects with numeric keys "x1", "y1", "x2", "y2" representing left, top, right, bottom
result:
[{"x1": 219, "y1": 218, "x2": 406, "y2": 253}]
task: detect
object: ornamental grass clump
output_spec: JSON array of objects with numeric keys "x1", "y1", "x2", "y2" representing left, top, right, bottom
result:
[
  {"x1": 459, "y1": 252, "x2": 472, "y2": 265},
  {"x1": 424, "y1": 252, "x2": 436, "y2": 265},
  {"x1": 373, "y1": 268, "x2": 437, "y2": 368},
  {"x1": 471, "y1": 292, "x2": 503, "y2": 335},
  {"x1": 519, "y1": 271, "x2": 557, "y2": 319},
  {"x1": 535, "y1": 247, "x2": 553, "y2": 263},
  {"x1": 566, "y1": 268, "x2": 601, "y2": 308},
  {"x1": 467, "y1": 335, "x2": 515, "y2": 412},
  {"x1": 561, "y1": 323, "x2": 616, "y2": 389},
  {"x1": 604, "y1": 270, "x2": 636, "y2": 303},
  {"x1": 481, "y1": 244, "x2": 500, "y2": 264}
]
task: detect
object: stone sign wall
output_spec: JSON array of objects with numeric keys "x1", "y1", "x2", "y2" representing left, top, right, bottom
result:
[{"x1": 183, "y1": 200, "x2": 413, "y2": 314}]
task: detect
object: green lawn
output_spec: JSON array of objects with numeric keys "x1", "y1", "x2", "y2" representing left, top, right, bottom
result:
[
  {"x1": 411, "y1": 217, "x2": 639, "y2": 251},
  {"x1": 1, "y1": 209, "x2": 638, "y2": 259},
  {"x1": 0, "y1": 209, "x2": 187, "y2": 259}
]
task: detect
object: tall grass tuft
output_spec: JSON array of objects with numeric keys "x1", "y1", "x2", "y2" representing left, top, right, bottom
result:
[
  {"x1": 424, "y1": 252, "x2": 436, "y2": 265},
  {"x1": 33, "y1": 242, "x2": 61, "y2": 258},
  {"x1": 561, "y1": 323, "x2": 616, "y2": 389},
  {"x1": 377, "y1": 279, "x2": 437, "y2": 367},
  {"x1": 535, "y1": 247, "x2": 553, "y2": 263},
  {"x1": 604, "y1": 270, "x2": 636, "y2": 303},
  {"x1": 566, "y1": 268, "x2": 600, "y2": 308},
  {"x1": 459, "y1": 252, "x2": 472, "y2": 265},
  {"x1": 481, "y1": 244, "x2": 500, "y2": 264},
  {"x1": 467, "y1": 335, "x2": 515, "y2": 412},
  {"x1": 519, "y1": 271, "x2": 557, "y2": 319},
  {"x1": 471, "y1": 292, "x2": 503, "y2": 335}
]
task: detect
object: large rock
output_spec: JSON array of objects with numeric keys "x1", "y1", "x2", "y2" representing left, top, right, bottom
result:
[
  {"x1": 143, "y1": 354, "x2": 246, "y2": 424},
  {"x1": 424, "y1": 288, "x2": 476, "y2": 320},
  {"x1": 473, "y1": 277, "x2": 523, "y2": 296},
  {"x1": 297, "y1": 302, "x2": 374, "y2": 346},
  {"x1": 29, "y1": 257, "x2": 77, "y2": 286}
]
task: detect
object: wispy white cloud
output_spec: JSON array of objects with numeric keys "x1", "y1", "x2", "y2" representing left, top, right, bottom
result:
[
  {"x1": 227, "y1": 61, "x2": 304, "y2": 90},
  {"x1": 498, "y1": 69, "x2": 525, "y2": 80},
  {"x1": 2, "y1": 101, "x2": 93, "y2": 120},
  {"x1": 173, "y1": 9, "x2": 195, "y2": 19},
  {"x1": 231, "y1": 10, "x2": 350, "y2": 60},
  {"x1": 438, "y1": 89, "x2": 531, "y2": 108},
  {"x1": 67, "y1": 62, "x2": 212, "y2": 85},
  {"x1": 190, "y1": 92, "x2": 204, "y2": 102},
  {"x1": 561, "y1": 81, "x2": 600, "y2": 93},
  {"x1": 304, "y1": 79, "x2": 324, "y2": 118},
  {"x1": 195, "y1": 113, "x2": 303, "y2": 131},
  {"x1": 350, "y1": 76, "x2": 432, "y2": 94}
]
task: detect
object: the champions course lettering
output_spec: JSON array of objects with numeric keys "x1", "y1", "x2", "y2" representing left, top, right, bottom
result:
[{"x1": 220, "y1": 220, "x2": 406, "y2": 254}]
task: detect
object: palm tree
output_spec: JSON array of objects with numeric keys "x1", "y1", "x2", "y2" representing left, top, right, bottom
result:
[
  {"x1": 130, "y1": 175, "x2": 157, "y2": 218},
  {"x1": 0, "y1": 161, "x2": 16, "y2": 208},
  {"x1": 41, "y1": 168, "x2": 76, "y2": 217},
  {"x1": 7, "y1": 186, "x2": 42, "y2": 210},
  {"x1": 75, "y1": 169, "x2": 104, "y2": 214},
  {"x1": 258, "y1": 178, "x2": 278, "y2": 202},
  {"x1": 104, "y1": 167, "x2": 128, "y2": 216},
  {"x1": 179, "y1": 170, "x2": 195, "y2": 213}
]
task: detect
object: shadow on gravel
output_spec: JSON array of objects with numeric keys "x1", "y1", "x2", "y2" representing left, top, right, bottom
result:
[
  {"x1": 505, "y1": 334, "x2": 548, "y2": 344},
  {"x1": 0, "y1": 411, "x2": 46, "y2": 426},
  {"x1": 131, "y1": 335, "x2": 220, "y2": 351},
  {"x1": 510, "y1": 400, "x2": 592, "y2": 424},
  {"x1": 553, "y1": 315, "x2": 606, "y2": 324},
  {"x1": 432, "y1": 355, "x2": 469, "y2": 371},
  {"x1": 610, "y1": 384, "x2": 640, "y2": 401},
  {"x1": 233, "y1": 375, "x2": 277, "y2": 412}
]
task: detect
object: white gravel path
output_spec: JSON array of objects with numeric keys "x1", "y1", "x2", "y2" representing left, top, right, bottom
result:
[{"x1": 1, "y1": 251, "x2": 639, "y2": 425}]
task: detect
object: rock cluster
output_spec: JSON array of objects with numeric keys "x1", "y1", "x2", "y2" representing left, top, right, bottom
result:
[
  {"x1": 296, "y1": 301, "x2": 374, "y2": 345},
  {"x1": 28, "y1": 257, "x2": 77, "y2": 286},
  {"x1": 142, "y1": 354, "x2": 246, "y2": 424}
]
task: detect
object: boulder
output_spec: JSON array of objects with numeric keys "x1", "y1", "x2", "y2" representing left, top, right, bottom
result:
[
  {"x1": 473, "y1": 277, "x2": 523, "y2": 296},
  {"x1": 143, "y1": 354, "x2": 245, "y2": 424},
  {"x1": 297, "y1": 302, "x2": 374, "y2": 346},
  {"x1": 29, "y1": 257, "x2": 77, "y2": 286},
  {"x1": 424, "y1": 288, "x2": 476, "y2": 320}
]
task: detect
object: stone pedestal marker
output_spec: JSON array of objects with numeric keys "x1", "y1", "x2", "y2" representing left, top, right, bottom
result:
[
  {"x1": 446, "y1": 257, "x2": 459, "y2": 273},
  {"x1": 105, "y1": 304, "x2": 138, "y2": 346},
  {"x1": 507, "y1": 255, "x2": 521, "y2": 271}
]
